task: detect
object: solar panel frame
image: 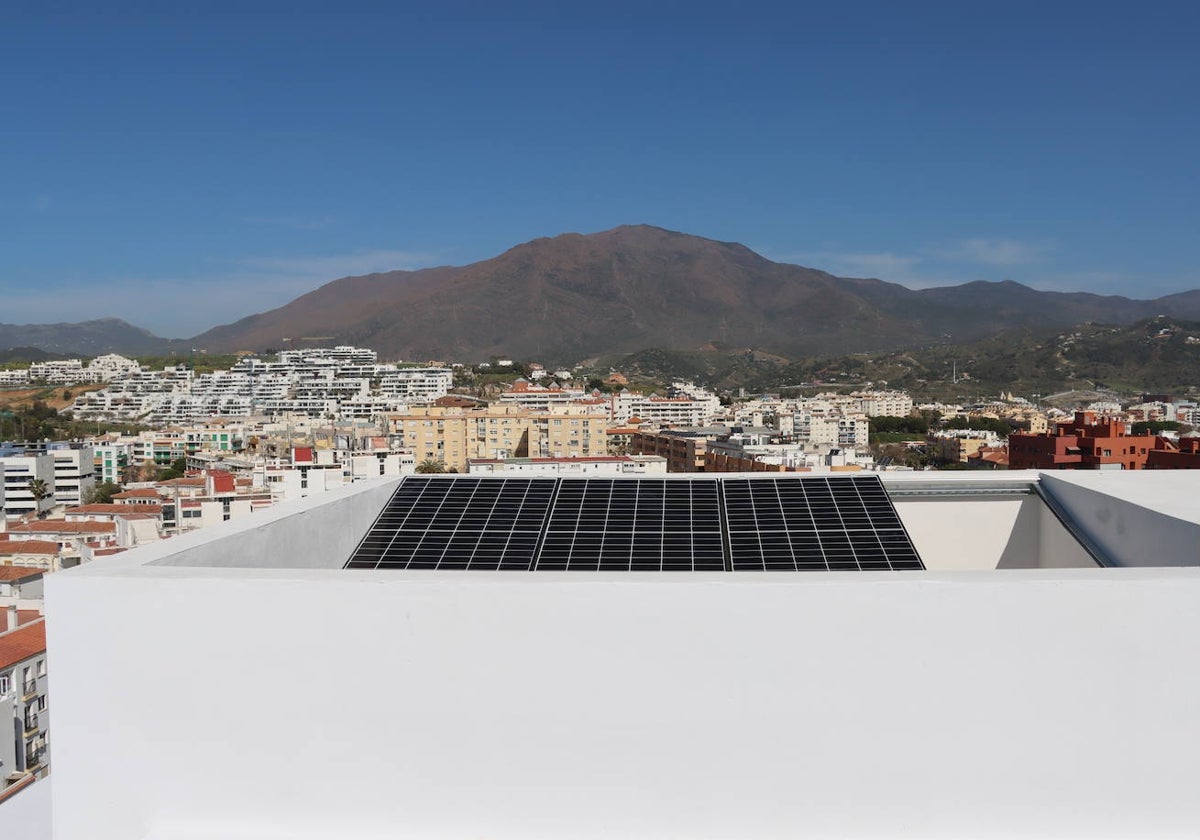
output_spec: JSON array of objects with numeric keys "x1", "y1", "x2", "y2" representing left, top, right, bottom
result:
[
  {"x1": 346, "y1": 474, "x2": 923, "y2": 573},
  {"x1": 722, "y1": 475, "x2": 924, "y2": 572},
  {"x1": 345, "y1": 476, "x2": 557, "y2": 570},
  {"x1": 532, "y1": 478, "x2": 727, "y2": 572}
]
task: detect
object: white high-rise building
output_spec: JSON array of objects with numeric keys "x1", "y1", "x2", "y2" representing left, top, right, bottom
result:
[{"x1": 0, "y1": 455, "x2": 55, "y2": 520}]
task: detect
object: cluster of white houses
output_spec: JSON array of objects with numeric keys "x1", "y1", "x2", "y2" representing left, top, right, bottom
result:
[{"x1": 62, "y1": 348, "x2": 454, "y2": 424}]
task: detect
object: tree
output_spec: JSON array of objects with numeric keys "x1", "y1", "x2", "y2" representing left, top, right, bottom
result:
[
  {"x1": 26, "y1": 478, "x2": 51, "y2": 518},
  {"x1": 155, "y1": 457, "x2": 188, "y2": 481},
  {"x1": 415, "y1": 458, "x2": 447, "y2": 474},
  {"x1": 83, "y1": 481, "x2": 123, "y2": 505}
]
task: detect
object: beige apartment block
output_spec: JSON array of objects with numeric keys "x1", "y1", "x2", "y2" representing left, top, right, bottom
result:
[{"x1": 389, "y1": 404, "x2": 607, "y2": 471}]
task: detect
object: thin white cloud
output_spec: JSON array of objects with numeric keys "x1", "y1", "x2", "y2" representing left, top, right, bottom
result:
[
  {"x1": 769, "y1": 236, "x2": 1056, "y2": 288},
  {"x1": 772, "y1": 250, "x2": 928, "y2": 286},
  {"x1": 927, "y1": 238, "x2": 1053, "y2": 267},
  {"x1": 6, "y1": 248, "x2": 444, "y2": 337},
  {"x1": 231, "y1": 249, "x2": 440, "y2": 278}
]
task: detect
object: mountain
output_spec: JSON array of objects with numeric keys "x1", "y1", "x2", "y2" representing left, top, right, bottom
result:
[
  {"x1": 0, "y1": 318, "x2": 179, "y2": 357},
  {"x1": 0, "y1": 346, "x2": 73, "y2": 364},
  {"x1": 600, "y1": 317, "x2": 1200, "y2": 399},
  {"x1": 6, "y1": 227, "x2": 1198, "y2": 362},
  {"x1": 190, "y1": 226, "x2": 1200, "y2": 362}
]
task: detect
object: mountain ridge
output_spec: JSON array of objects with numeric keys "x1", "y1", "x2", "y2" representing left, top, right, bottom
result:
[{"x1": 5, "y1": 226, "x2": 1199, "y2": 361}]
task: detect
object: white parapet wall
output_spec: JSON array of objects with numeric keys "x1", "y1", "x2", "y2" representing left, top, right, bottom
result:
[
  {"x1": 40, "y1": 467, "x2": 1200, "y2": 840},
  {"x1": 1039, "y1": 471, "x2": 1200, "y2": 566}
]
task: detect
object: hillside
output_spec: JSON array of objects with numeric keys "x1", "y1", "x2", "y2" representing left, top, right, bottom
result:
[
  {"x1": 601, "y1": 317, "x2": 1200, "y2": 400},
  {"x1": 190, "y1": 225, "x2": 1200, "y2": 362},
  {"x1": 0, "y1": 318, "x2": 179, "y2": 356},
  {"x1": 5, "y1": 226, "x2": 1200, "y2": 362}
]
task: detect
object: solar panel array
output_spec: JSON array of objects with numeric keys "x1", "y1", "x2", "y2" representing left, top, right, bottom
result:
[
  {"x1": 537, "y1": 479, "x2": 725, "y2": 571},
  {"x1": 345, "y1": 477, "x2": 556, "y2": 570},
  {"x1": 346, "y1": 474, "x2": 924, "y2": 572},
  {"x1": 723, "y1": 476, "x2": 922, "y2": 571}
]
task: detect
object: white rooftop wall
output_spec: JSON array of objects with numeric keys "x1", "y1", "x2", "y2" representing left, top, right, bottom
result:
[
  {"x1": 37, "y1": 471, "x2": 1200, "y2": 839},
  {"x1": 46, "y1": 561, "x2": 1200, "y2": 840}
]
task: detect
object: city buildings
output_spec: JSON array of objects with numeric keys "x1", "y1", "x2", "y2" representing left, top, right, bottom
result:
[
  {"x1": 0, "y1": 616, "x2": 48, "y2": 794},
  {"x1": 1008, "y1": 411, "x2": 1164, "y2": 470},
  {"x1": 0, "y1": 454, "x2": 56, "y2": 520}
]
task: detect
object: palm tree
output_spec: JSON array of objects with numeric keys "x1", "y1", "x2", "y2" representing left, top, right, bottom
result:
[
  {"x1": 415, "y1": 458, "x2": 447, "y2": 474},
  {"x1": 26, "y1": 478, "x2": 51, "y2": 519}
]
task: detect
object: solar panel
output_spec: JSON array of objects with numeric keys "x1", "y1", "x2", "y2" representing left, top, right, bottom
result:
[
  {"x1": 722, "y1": 475, "x2": 923, "y2": 571},
  {"x1": 345, "y1": 474, "x2": 922, "y2": 573},
  {"x1": 534, "y1": 478, "x2": 725, "y2": 571},
  {"x1": 345, "y1": 477, "x2": 557, "y2": 570}
]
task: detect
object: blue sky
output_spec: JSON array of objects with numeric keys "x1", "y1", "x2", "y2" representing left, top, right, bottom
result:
[{"x1": 2, "y1": 1, "x2": 1198, "y2": 337}]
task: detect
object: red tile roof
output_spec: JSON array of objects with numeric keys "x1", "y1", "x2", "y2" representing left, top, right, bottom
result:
[
  {"x1": 67, "y1": 503, "x2": 162, "y2": 516},
  {"x1": 112, "y1": 488, "x2": 161, "y2": 499},
  {"x1": 0, "y1": 619, "x2": 46, "y2": 669},
  {"x1": 0, "y1": 541, "x2": 60, "y2": 556},
  {"x1": 0, "y1": 567, "x2": 43, "y2": 581},
  {"x1": 157, "y1": 477, "x2": 205, "y2": 487},
  {"x1": 8, "y1": 521, "x2": 115, "y2": 535}
]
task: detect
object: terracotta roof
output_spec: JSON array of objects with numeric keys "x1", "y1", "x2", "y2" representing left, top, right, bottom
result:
[
  {"x1": 0, "y1": 567, "x2": 43, "y2": 581},
  {"x1": 8, "y1": 521, "x2": 115, "y2": 535},
  {"x1": 0, "y1": 619, "x2": 46, "y2": 669},
  {"x1": 0, "y1": 541, "x2": 60, "y2": 556},
  {"x1": 157, "y1": 477, "x2": 205, "y2": 487},
  {"x1": 68, "y1": 503, "x2": 163, "y2": 516},
  {"x1": 112, "y1": 488, "x2": 161, "y2": 499}
]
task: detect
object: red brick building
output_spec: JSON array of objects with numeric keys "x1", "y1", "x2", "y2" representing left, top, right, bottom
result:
[
  {"x1": 1008, "y1": 411, "x2": 1163, "y2": 470},
  {"x1": 1145, "y1": 434, "x2": 1200, "y2": 469}
]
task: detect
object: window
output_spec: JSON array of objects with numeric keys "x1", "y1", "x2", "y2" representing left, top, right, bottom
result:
[
  {"x1": 37, "y1": 660, "x2": 46, "y2": 677},
  {"x1": 0, "y1": 674, "x2": 9, "y2": 695}
]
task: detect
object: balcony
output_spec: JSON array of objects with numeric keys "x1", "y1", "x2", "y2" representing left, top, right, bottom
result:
[
  {"x1": 21, "y1": 680, "x2": 37, "y2": 699},
  {"x1": 23, "y1": 717, "x2": 38, "y2": 738}
]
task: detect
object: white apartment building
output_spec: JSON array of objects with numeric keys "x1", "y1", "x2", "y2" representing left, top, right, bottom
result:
[
  {"x1": 611, "y1": 391, "x2": 721, "y2": 427},
  {"x1": 467, "y1": 455, "x2": 669, "y2": 476},
  {"x1": 0, "y1": 370, "x2": 30, "y2": 387},
  {"x1": 84, "y1": 354, "x2": 141, "y2": 382},
  {"x1": 0, "y1": 617, "x2": 49, "y2": 792},
  {"x1": 0, "y1": 455, "x2": 55, "y2": 520},
  {"x1": 379, "y1": 368, "x2": 453, "y2": 401},
  {"x1": 47, "y1": 447, "x2": 94, "y2": 508},
  {"x1": 852, "y1": 390, "x2": 914, "y2": 417},
  {"x1": 498, "y1": 380, "x2": 587, "y2": 411},
  {"x1": 27, "y1": 360, "x2": 85, "y2": 384}
]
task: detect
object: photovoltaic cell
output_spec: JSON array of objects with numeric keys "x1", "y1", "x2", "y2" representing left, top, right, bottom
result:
[
  {"x1": 535, "y1": 478, "x2": 725, "y2": 571},
  {"x1": 346, "y1": 474, "x2": 922, "y2": 573},
  {"x1": 722, "y1": 475, "x2": 923, "y2": 571},
  {"x1": 345, "y1": 477, "x2": 556, "y2": 570}
]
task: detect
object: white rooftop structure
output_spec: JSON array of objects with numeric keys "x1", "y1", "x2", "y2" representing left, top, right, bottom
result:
[{"x1": 7, "y1": 470, "x2": 1200, "y2": 838}]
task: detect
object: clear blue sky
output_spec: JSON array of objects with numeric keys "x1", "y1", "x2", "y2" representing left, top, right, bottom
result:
[{"x1": 3, "y1": 1, "x2": 1198, "y2": 337}]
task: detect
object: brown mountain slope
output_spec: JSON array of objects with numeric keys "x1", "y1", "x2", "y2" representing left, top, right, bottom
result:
[
  {"x1": 192, "y1": 226, "x2": 927, "y2": 360},
  {"x1": 193, "y1": 264, "x2": 464, "y2": 351},
  {"x1": 190, "y1": 225, "x2": 1200, "y2": 362}
]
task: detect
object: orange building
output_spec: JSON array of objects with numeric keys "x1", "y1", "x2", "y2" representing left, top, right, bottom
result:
[
  {"x1": 1146, "y1": 434, "x2": 1200, "y2": 469},
  {"x1": 1008, "y1": 411, "x2": 1160, "y2": 470}
]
